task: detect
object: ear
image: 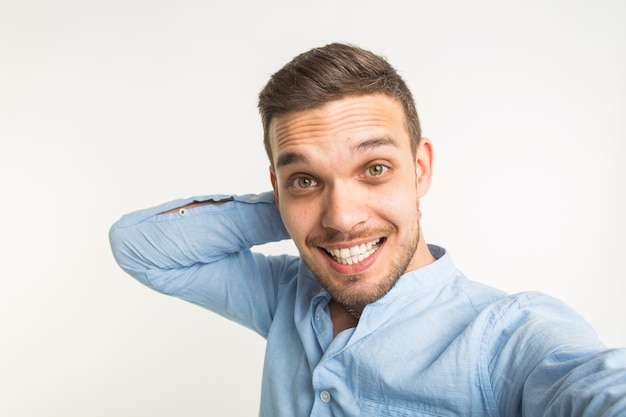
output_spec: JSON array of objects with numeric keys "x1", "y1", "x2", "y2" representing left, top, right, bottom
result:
[
  {"x1": 269, "y1": 165, "x2": 280, "y2": 207},
  {"x1": 415, "y1": 137, "x2": 434, "y2": 199}
]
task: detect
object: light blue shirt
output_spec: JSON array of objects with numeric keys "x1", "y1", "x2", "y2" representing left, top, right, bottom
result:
[{"x1": 110, "y1": 192, "x2": 626, "y2": 416}]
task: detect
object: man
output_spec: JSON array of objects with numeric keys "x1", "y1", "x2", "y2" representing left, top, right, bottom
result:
[{"x1": 110, "y1": 43, "x2": 626, "y2": 416}]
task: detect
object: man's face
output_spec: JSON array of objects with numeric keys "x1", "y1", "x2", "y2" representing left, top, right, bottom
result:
[{"x1": 269, "y1": 94, "x2": 432, "y2": 306}]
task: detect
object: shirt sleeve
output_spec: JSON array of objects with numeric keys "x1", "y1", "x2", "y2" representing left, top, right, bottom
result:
[
  {"x1": 481, "y1": 292, "x2": 626, "y2": 417},
  {"x1": 108, "y1": 191, "x2": 297, "y2": 337}
]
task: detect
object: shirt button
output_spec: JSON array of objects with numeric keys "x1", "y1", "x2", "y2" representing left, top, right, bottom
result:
[
  {"x1": 320, "y1": 391, "x2": 331, "y2": 403},
  {"x1": 249, "y1": 195, "x2": 259, "y2": 201},
  {"x1": 178, "y1": 208, "x2": 187, "y2": 216}
]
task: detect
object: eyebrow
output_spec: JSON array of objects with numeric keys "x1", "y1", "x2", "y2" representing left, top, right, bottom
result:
[
  {"x1": 276, "y1": 152, "x2": 310, "y2": 169},
  {"x1": 275, "y1": 135, "x2": 399, "y2": 169},
  {"x1": 354, "y1": 136, "x2": 399, "y2": 154}
]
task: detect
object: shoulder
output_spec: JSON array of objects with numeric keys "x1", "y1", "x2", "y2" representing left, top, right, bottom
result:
[
  {"x1": 254, "y1": 252, "x2": 302, "y2": 282},
  {"x1": 478, "y1": 291, "x2": 601, "y2": 350}
]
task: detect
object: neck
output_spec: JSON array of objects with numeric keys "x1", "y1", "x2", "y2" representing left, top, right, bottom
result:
[{"x1": 329, "y1": 300, "x2": 360, "y2": 337}]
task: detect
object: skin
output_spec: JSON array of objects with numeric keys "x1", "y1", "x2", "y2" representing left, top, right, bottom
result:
[{"x1": 269, "y1": 94, "x2": 435, "y2": 335}]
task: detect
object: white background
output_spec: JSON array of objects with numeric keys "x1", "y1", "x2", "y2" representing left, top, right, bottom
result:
[{"x1": 1, "y1": 1, "x2": 624, "y2": 415}]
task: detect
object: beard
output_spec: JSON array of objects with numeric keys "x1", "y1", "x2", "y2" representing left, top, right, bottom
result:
[{"x1": 300, "y1": 219, "x2": 421, "y2": 306}]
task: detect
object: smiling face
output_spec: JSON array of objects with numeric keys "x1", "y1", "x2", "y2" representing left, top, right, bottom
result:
[{"x1": 269, "y1": 94, "x2": 434, "y2": 307}]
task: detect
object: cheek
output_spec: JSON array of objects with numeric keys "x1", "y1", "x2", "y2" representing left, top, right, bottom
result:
[
  {"x1": 382, "y1": 181, "x2": 419, "y2": 210},
  {"x1": 280, "y1": 202, "x2": 316, "y2": 238},
  {"x1": 382, "y1": 192, "x2": 420, "y2": 227}
]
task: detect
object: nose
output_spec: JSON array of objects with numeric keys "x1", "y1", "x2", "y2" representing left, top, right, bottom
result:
[{"x1": 321, "y1": 183, "x2": 368, "y2": 233}]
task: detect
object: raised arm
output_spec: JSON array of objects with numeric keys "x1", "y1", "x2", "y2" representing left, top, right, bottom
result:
[{"x1": 108, "y1": 191, "x2": 294, "y2": 335}]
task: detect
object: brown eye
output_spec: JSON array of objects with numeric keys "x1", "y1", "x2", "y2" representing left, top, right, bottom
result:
[
  {"x1": 292, "y1": 176, "x2": 317, "y2": 189},
  {"x1": 367, "y1": 164, "x2": 387, "y2": 176}
]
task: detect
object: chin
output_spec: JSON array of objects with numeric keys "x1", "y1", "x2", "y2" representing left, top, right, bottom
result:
[{"x1": 323, "y1": 273, "x2": 400, "y2": 307}]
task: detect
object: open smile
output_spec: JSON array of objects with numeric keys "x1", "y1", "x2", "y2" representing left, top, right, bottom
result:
[{"x1": 322, "y1": 238, "x2": 384, "y2": 265}]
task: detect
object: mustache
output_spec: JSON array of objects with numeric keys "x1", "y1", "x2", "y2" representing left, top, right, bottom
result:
[{"x1": 305, "y1": 225, "x2": 395, "y2": 247}]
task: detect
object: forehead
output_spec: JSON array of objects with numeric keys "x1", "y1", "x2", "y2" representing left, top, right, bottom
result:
[{"x1": 268, "y1": 94, "x2": 409, "y2": 165}]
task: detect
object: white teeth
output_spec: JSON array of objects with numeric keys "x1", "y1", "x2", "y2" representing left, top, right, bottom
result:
[{"x1": 326, "y1": 238, "x2": 382, "y2": 265}]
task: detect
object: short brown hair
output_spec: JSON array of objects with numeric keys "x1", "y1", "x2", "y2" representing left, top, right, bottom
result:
[{"x1": 258, "y1": 43, "x2": 421, "y2": 164}]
